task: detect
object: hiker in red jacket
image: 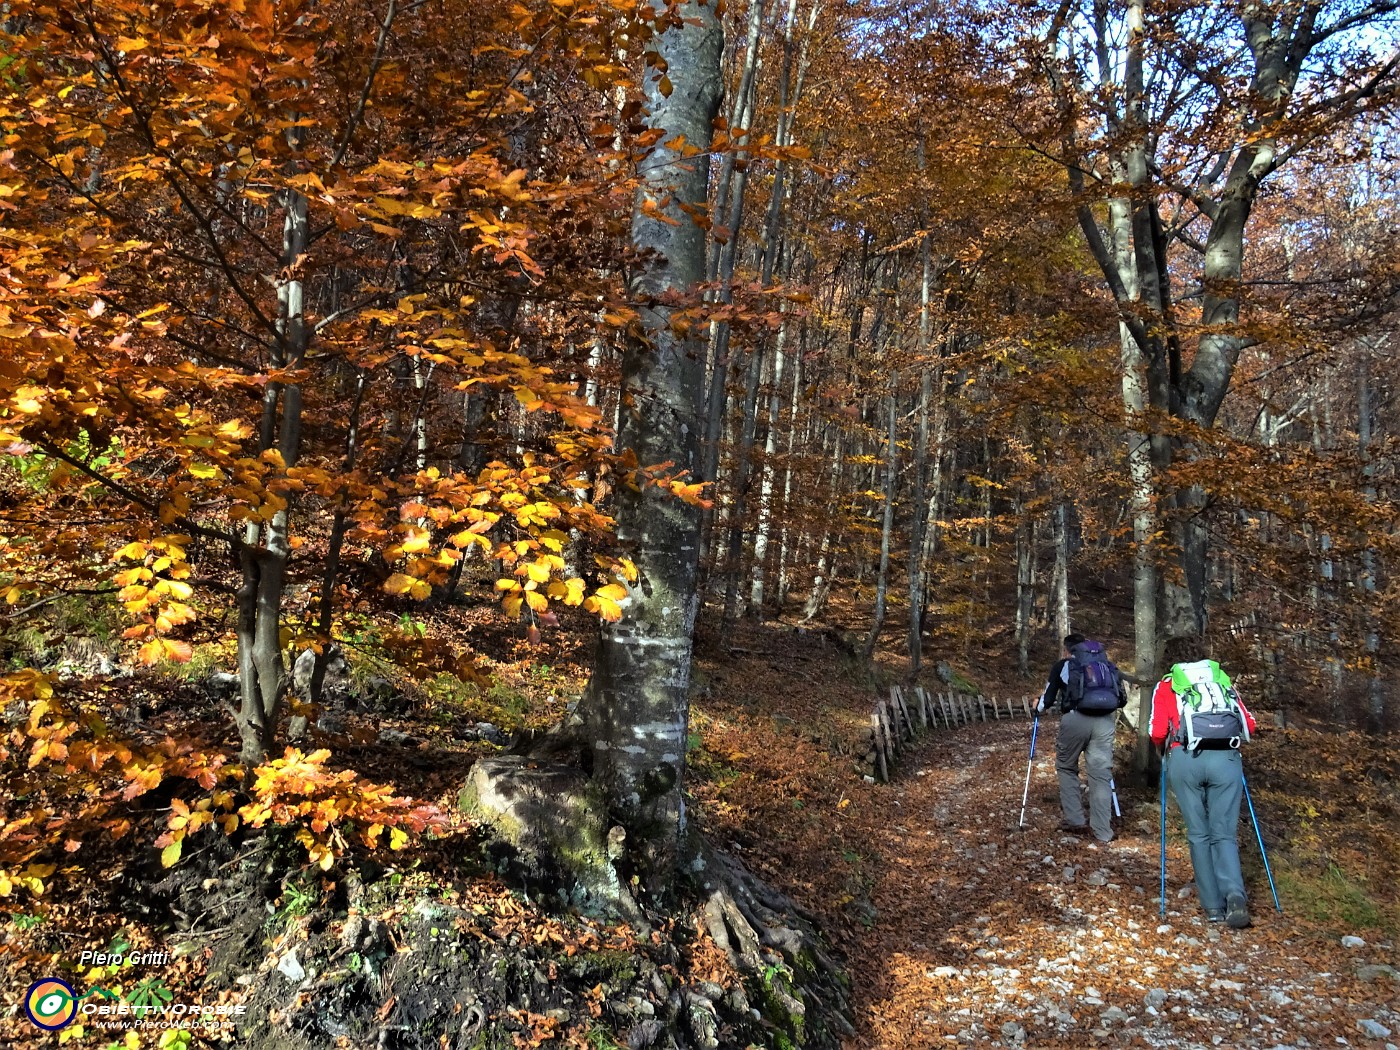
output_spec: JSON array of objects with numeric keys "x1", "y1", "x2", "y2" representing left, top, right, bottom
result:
[{"x1": 1150, "y1": 636, "x2": 1259, "y2": 928}]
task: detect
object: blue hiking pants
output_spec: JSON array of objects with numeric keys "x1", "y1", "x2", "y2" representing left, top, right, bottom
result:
[{"x1": 1166, "y1": 746, "x2": 1246, "y2": 911}]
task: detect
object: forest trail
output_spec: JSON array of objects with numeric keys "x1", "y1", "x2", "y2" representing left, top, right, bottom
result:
[{"x1": 822, "y1": 718, "x2": 1399, "y2": 1050}]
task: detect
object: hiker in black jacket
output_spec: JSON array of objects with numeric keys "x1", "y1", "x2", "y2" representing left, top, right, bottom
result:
[{"x1": 1037, "y1": 633, "x2": 1124, "y2": 843}]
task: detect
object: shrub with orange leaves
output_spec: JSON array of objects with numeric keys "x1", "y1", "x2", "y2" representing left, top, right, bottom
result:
[
  {"x1": 236, "y1": 748, "x2": 447, "y2": 871},
  {"x1": 0, "y1": 670, "x2": 232, "y2": 891},
  {"x1": 0, "y1": 670, "x2": 446, "y2": 894}
]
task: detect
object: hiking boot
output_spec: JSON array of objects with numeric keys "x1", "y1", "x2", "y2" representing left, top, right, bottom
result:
[
  {"x1": 1093, "y1": 832, "x2": 1115, "y2": 844},
  {"x1": 1057, "y1": 822, "x2": 1090, "y2": 835},
  {"x1": 1204, "y1": 908, "x2": 1225, "y2": 923},
  {"x1": 1225, "y1": 893, "x2": 1251, "y2": 929}
]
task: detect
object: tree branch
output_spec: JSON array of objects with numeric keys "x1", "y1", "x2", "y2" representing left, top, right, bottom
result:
[
  {"x1": 34, "y1": 441, "x2": 249, "y2": 555},
  {"x1": 0, "y1": 588, "x2": 120, "y2": 622},
  {"x1": 1149, "y1": 157, "x2": 1221, "y2": 221},
  {"x1": 328, "y1": 0, "x2": 400, "y2": 172}
]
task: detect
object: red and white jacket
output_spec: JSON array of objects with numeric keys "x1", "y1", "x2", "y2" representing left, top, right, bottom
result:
[{"x1": 1148, "y1": 676, "x2": 1258, "y2": 752}]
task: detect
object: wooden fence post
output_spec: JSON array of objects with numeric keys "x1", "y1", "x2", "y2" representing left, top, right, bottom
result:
[
  {"x1": 872, "y1": 710, "x2": 887, "y2": 782},
  {"x1": 895, "y1": 691, "x2": 914, "y2": 740}
]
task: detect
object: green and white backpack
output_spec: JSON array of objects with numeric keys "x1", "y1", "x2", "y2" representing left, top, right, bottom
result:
[{"x1": 1169, "y1": 659, "x2": 1249, "y2": 751}]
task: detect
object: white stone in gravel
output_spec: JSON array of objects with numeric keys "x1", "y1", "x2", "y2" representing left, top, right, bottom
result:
[
  {"x1": 929, "y1": 966, "x2": 960, "y2": 978},
  {"x1": 1101, "y1": 1007, "x2": 1129, "y2": 1025},
  {"x1": 1085, "y1": 871, "x2": 1108, "y2": 887},
  {"x1": 1144, "y1": 989, "x2": 1167, "y2": 1009},
  {"x1": 1063, "y1": 866, "x2": 1078, "y2": 881},
  {"x1": 276, "y1": 949, "x2": 305, "y2": 982},
  {"x1": 1041, "y1": 855, "x2": 1055, "y2": 865},
  {"x1": 1000, "y1": 1022, "x2": 1027, "y2": 1044},
  {"x1": 1157, "y1": 924, "x2": 1172, "y2": 934},
  {"x1": 1342, "y1": 935, "x2": 1367, "y2": 949},
  {"x1": 1358, "y1": 1020, "x2": 1392, "y2": 1038}
]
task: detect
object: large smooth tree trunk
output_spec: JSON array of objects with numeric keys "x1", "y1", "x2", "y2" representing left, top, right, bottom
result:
[{"x1": 580, "y1": 0, "x2": 722, "y2": 895}]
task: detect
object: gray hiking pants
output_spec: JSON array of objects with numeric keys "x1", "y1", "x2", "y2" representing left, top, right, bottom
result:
[
  {"x1": 1055, "y1": 710, "x2": 1116, "y2": 840},
  {"x1": 1167, "y1": 746, "x2": 1246, "y2": 912}
]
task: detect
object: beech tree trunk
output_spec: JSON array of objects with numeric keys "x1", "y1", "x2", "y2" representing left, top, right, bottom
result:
[
  {"x1": 1014, "y1": 508, "x2": 1036, "y2": 676},
  {"x1": 862, "y1": 373, "x2": 898, "y2": 662},
  {"x1": 1049, "y1": 501, "x2": 1069, "y2": 641},
  {"x1": 749, "y1": 318, "x2": 788, "y2": 616},
  {"x1": 720, "y1": 0, "x2": 806, "y2": 633},
  {"x1": 579, "y1": 0, "x2": 722, "y2": 895},
  {"x1": 908, "y1": 369, "x2": 930, "y2": 679},
  {"x1": 233, "y1": 188, "x2": 308, "y2": 763},
  {"x1": 801, "y1": 428, "x2": 841, "y2": 622},
  {"x1": 697, "y1": 0, "x2": 765, "y2": 568},
  {"x1": 1357, "y1": 343, "x2": 1384, "y2": 729}
]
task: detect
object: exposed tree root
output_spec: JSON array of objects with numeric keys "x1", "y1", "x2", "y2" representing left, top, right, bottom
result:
[{"x1": 689, "y1": 834, "x2": 856, "y2": 1047}]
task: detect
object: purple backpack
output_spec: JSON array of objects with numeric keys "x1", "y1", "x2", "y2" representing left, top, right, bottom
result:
[{"x1": 1068, "y1": 640, "x2": 1123, "y2": 713}]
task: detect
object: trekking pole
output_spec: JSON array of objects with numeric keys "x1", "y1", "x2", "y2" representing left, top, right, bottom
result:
[
  {"x1": 1241, "y1": 773, "x2": 1282, "y2": 913},
  {"x1": 1109, "y1": 777, "x2": 1122, "y2": 818},
  {"x1": 1159, "y1": 755, "x2": 1168, "y2": 917},
  {"x1": 1017, "y1": 715, "x2": 1040, "y2": 827}
]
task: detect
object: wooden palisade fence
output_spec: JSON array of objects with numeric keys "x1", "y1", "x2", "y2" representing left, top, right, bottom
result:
[{"x1": 861, "y1": 686, "x2": 1035, "y2": 783}]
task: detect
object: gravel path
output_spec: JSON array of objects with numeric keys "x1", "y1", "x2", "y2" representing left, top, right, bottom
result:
[{"x1": 841, "y1": 719, "x2": 1399, "y2": 1050}]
